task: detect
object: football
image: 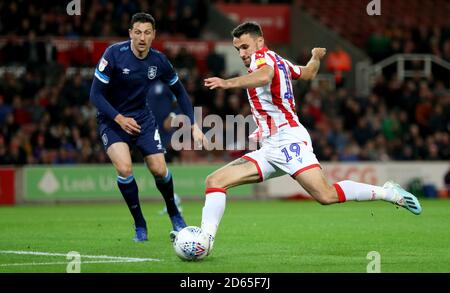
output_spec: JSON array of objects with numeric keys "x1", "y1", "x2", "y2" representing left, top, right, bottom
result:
[{"x1": 173, "y1": 226, "x2": 210, "y2": 261}]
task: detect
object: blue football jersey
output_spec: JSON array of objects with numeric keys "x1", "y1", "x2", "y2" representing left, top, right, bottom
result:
[{"x1": 93, "y1": 40, "x2": 179, "y2": 121}]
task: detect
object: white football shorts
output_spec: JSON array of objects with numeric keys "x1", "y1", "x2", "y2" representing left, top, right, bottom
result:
[{"x1": 242, "y1": 125, "x2": 321, "y2": 182}]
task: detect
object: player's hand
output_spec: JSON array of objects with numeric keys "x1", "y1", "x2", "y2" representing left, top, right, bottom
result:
[
  {"x1": 312, "y1": 48, "x2": 327, "y2": 60},
  {"x1": 115, "y1": 114, "x2": 141, "y2": 135},
  {"x1": 191, "y1": 124, "x2": 208, "y2": 149},
  {"x1": 204, "y1": 77, "x2": 229, "y2": 90}
]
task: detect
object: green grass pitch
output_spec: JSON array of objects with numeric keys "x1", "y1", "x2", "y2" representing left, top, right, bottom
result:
[{"x1": 0, "y1": 199, "x2": 449, "y2": 272}]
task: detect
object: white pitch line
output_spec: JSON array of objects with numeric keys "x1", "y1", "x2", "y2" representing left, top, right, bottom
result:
[
  {"x1": 0, "y1": 259, "x2": 151, "y2": 267},
  {"x1": 0, "y1": 250, "x2": 161, "y2": 263}
]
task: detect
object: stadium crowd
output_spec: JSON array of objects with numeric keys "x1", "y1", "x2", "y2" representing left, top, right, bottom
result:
[
  {"x1": 0, "y1": 0, "x2": 208, "y2": 39},
  {"x1": 0, "y1": 1, "x2": 449, "y2": 165}
]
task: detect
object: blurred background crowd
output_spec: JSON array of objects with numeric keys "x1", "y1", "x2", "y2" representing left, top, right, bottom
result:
[{"x1": 0, "y1": 0, "x2": 449, "y2": 165}]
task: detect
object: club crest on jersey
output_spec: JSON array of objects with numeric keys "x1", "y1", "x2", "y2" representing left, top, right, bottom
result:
[
  {"x1": 148, "y1": 66, "x2": 157, "y2": 79},
  {"x1": 99, "y1": 58, "x2": 108, "y2": 72}
]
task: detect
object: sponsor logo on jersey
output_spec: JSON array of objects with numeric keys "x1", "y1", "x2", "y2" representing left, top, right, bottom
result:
[
  {"x1": 255, "y1": 52, "x2": 264, "y2": 58},
  {"x1": 99, "y1": 58, "x2": 108, "y2": 72},
  {"x1": 122, "y1": 68, "x2": 130, "y2": 75},
  {"x1": 148, "y1": 66, "x2": 157, "y2": 79}
]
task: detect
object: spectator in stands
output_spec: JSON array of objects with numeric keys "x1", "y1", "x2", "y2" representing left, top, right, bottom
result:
[
  {"x1": 325, "y1": 45, "x2": 352, "y2": 88},
  {"x1": 367, "y1": 28, "x2": 391, "y2": 62},
  {"x1": 173, "y1": 47, "x2": 197, "y2": 72},
  {"x1": 61, "y1": 72, "x2": 90, "y2": 106},
  {"x1": 0, "y1": 95, "x2": 12, "y2": 124},
  {"x1": 445, "y1": 164, "x2": 450, "y2": 195},
  {"x1": 1, "y1": 33, "x2": 24, "y2": 65},
  {"x1": 207, "y1": 51, "x2": 226, "y2": 76},
  {"x1": 442, "y1": 40, "x2": 450, "y2": 63}
]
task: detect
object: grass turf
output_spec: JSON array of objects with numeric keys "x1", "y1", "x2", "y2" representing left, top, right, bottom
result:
[{"x1": 0, "y1": 199, "x2": 449, "y2": 272}]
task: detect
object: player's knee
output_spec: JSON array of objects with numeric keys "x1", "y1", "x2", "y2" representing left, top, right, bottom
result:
[
  {"x1": 316, "y1": 196, "x2": 334, "y2": 205},
  {"x1": 116, "y1": 163, "x2": 133, "y2": 178},
  {"x1": 205, "y1": 173, "x2": 225, "y2": 189},
  {"x1": 314, "y1": 187, "x2": 337, "y2": 205},
  {"x1": 149, "y1": 164, "x2": 166, "y2": 178}
]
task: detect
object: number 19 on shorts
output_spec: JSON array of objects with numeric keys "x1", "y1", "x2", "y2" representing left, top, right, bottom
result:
[{"x1": 281, "y1": 143, "x2": 301, "y2": 163}]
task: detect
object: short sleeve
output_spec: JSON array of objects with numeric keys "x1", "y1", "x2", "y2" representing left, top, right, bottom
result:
[
  {"x1": 94, "y1": 47, "x2": 115, "y2": 84},
  {"x1": 284, "y1": 59, "x2": 302, "y2": 80}
]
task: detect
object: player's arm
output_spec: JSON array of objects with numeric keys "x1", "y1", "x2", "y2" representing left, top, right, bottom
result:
[
  {"x1": 204, "y1": 65, "x2": 274, "y2": 90},
  {"x1": 161, "y1": 53, "x2": 206, "y2": 147},
  {"x1": 90, "y1": 78, "x2": 118, "y2": 119},
  {"x1": 159, "y1": 54, "x2": 196, "y2": 126},
  {"x1": 168, "y1": 80, "x2": 195, "y2": 126},
  {"x1": 298, "y1": 48, "x2": 327, "y2": 81},
  {"x1": 169, "y1": 80, "x2": 206, "y2": 147}
]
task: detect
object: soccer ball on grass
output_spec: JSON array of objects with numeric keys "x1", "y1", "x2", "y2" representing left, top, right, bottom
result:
[{"x1": 173, "y1": 226, "x2": 209, "y2": 261}]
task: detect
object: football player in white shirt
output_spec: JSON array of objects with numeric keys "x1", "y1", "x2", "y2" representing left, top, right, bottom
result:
[{"x1": 201, "y1": 21, "x2": 422, "y2": 255}]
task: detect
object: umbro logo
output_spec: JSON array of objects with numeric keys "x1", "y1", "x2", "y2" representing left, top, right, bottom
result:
[{"x1": 122, "y1": 68, "x2": 130, "y2": 75}]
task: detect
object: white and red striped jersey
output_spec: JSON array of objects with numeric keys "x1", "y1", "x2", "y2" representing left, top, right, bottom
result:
[{"x1": 247, "y1": 47, "x2": 302, "y2": 139}]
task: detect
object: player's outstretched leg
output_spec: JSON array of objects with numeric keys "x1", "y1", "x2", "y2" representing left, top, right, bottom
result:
[
  {"x1": 382, "y1": 181, "x2": 422, "y2": 215},
  {"x1": 334, "y1": 180, "x2": 422, "y2": 215},
  {"x1": 295, "y1": 167, "x2": 422, "y2": 215}
]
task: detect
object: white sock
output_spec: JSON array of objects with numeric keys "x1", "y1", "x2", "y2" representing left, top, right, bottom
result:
[
  {"x1": 201, "y1": 188, "x2": 226, "y2": 238},
  {"x1": 335, "y1": 180, "x2": 397, "y2": 203}
]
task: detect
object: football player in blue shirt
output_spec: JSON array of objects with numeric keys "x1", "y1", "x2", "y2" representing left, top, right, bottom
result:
[{"x1": 90, "y1": 12, "x2": 205, "y2": 242}]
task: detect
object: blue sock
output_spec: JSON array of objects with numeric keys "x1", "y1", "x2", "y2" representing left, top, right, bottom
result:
[
  {"x1": 117, "y1": 175, "x2": 146, "y2": 228},
  {"x1": 155, "y1": 170, "x2": 179, "y2": 217}
]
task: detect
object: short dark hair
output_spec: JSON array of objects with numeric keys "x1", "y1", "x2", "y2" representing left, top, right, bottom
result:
[
  {"x1": 130, "y1": 12, "x2": 156, "y2": 29},
  {"x1": 231, "y1": 22, "x2": 263, "y2": 38}
]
